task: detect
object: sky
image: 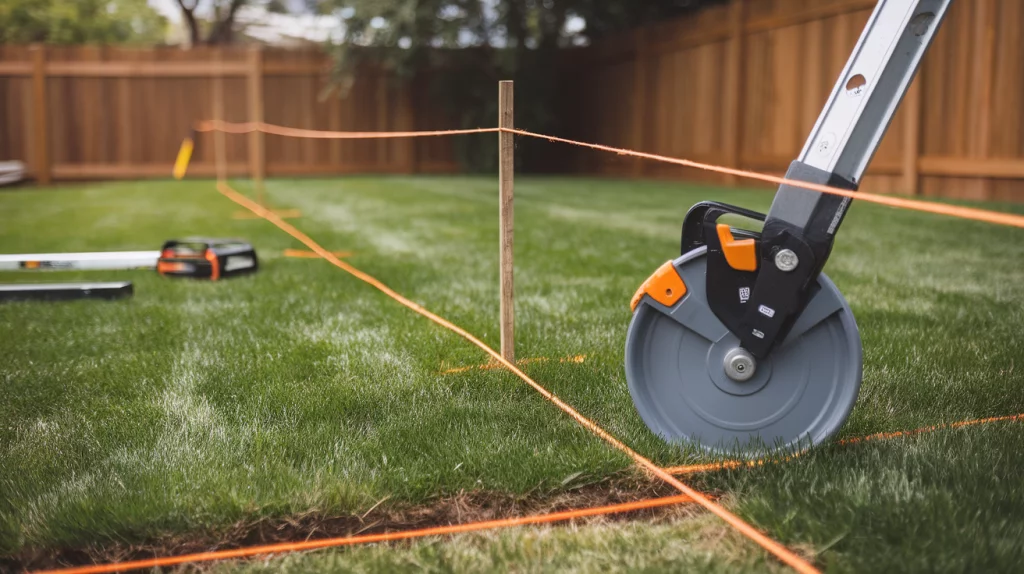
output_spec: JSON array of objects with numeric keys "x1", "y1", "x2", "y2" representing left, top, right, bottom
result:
[
  {"x1": 148, "y1": 0, "x2": 185, "y2": 22},
  {"x1": 146, "y1": 0, "x2": 585, "y2": 47},
  {"x1": 148, "y1": 0, "x2": 344, "y2": 44}
]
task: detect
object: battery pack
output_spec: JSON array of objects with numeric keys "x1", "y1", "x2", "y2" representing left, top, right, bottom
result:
[{"x1": 157, "y1": 239, "x2": 258, "y2": 280}]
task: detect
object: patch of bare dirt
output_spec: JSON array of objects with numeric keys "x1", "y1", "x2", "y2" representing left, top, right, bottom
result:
[{"x1": 5, "y1": 474, "x2": 707, "y2": 572}]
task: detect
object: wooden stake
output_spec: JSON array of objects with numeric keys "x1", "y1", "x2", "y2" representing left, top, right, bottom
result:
[
  {"x1": 213, "y1": 50, "x2": 227, "y2": 183},
  {"x1": 30, "y1": 44, "x2": 51, "y2": 186},
  {"x1": 247, "y1": 46, "x2": 266, "y2": 206},
  {"x1": 498, "y1": 81, "x2": 515, "y2": 363}
]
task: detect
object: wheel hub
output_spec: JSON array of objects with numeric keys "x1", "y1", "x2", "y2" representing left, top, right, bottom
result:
[{"x1": 723, "y1": 348, "x2": 757, "y2": 382}]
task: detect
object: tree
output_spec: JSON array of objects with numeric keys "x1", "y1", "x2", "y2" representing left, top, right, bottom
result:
[
  {"x1": 568, "y1": 0, "x2": 724, "y2": 40},
  {"x1": 0, "y1": 0, "x2": 167, "y2": 44},
  {"x1": 330, "y1": 0, "x2": 722, "y2": 53},
  {"x1": 174, "y1": 0, "x2": 251, "y2": 45},
  {"x1": 323, "y1": 0, "x2": 723, "y2": 171}
]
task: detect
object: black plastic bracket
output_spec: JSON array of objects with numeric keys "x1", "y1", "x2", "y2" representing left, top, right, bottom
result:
[
  {"x1": 735, "y1": 161, "x2": 858, "y2": 357},
  {"x1": 680, "y1": 201, "x2": 765, "y2": 255},
  {"x1": 680, "y1": 162, "x2": 859, "y2": 359}
]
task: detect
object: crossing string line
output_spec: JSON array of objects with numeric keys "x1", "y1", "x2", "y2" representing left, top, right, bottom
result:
[
  {"x1": 665, "y1": 412, "x2": 1024, "y2": 476},
  {"x1": 193, "y1": 120, "x2": 1024, "y2": 230},
  {"x1": 836, "y1": 412, "x2": 1024, "y2": 444},
  {"x1": 33, "y1": 494, "x2": 697, "y2": 574},
  {"x1": 440, "y1": 354, "x2": 587, "y2": 375}
]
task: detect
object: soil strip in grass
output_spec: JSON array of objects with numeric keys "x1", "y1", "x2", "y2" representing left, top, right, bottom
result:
[{"x1": 9, "y1": 477, "x2": 700, "y2": 572}]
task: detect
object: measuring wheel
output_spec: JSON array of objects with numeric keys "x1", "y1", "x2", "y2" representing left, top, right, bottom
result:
[
  {"x1": 621, "y1": 1, "x2": 950, "y2": 456},
  {"x1": 625, "y1": 248, "x2": 862, "y2": 457}
]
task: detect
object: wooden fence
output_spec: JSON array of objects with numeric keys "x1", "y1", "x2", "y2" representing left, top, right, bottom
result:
[
  {"x1": 559, "y1": 0, "x2": 1024, "y2": 201},
  {"x1": 3, "y1": 0, "x2": 1024, "y2": 202},
  {"x1": 0, "y1": 45, "x2": 458, "y2": 183}
]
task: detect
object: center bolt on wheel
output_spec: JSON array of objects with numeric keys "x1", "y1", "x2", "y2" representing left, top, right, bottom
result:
[{"x1": 723, "y1": 348, "x2": 757, "y2": 382}]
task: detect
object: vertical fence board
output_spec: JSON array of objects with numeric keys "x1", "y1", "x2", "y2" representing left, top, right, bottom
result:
[
  {"x1": 632, "y1": 31, "x2": 649, "y2": 177},
  {"x1": 30, "y1": 45, "x2": 50, "y2": 184}
]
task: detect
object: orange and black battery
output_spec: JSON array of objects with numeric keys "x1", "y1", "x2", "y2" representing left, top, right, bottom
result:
[{"x1": 157, "y1": 239, "x2": 258, "y2": 280}]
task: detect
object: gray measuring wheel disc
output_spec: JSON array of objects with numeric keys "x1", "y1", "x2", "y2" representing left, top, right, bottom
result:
[{"x1": 624, "y1": 247, "x2": 862, "y2": 458}]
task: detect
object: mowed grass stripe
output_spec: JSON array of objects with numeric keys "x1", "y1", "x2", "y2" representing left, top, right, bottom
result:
[{"x1": 0, "y1": 179, "x2": 633, "y2": 558}]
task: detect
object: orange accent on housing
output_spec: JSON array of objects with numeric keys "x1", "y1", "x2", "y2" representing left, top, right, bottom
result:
[
  {"x1": 716, "y1": 224, "x2": 758, "y2": 272},
  {"x1": 24, "y1": 261, "x2": 40, "y2": 269},
  {"x1": 157, "y1": 261, "x2": 187, "y2": 274},
  {"x1": 630, "y1": 260, "x2": 687, "y2": 312},
  {"x1": 204, "y1": 249, "x2": 220, "y2": 281}
]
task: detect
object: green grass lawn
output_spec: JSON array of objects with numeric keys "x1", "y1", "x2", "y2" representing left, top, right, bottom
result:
[{"x1": 1, "y1": 176, "x2": 1023, "y2": 572}]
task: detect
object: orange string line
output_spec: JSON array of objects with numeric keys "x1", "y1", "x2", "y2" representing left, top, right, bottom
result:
[
  {"x1": 504, "y1": 128, "x2": 1024, "y2": 230},
  {"x1": 837, "y1": 412, "x2": 1024, "y2": 446},
  {"x1": 440, "y1": 354, "x2": 587, "y2": 375},
  {"x1": 212, "y1": 181, "x2": 819, "y2": 574},
  {"x1": 663, "y1": 412, "x2": 1024, "y2": 476},
  {"x1": 195, "y1": 119, "x2": 1024, "y2": 231},
  {"x1": 666, "y1": 460, "x2": 771, "y2": 476},
  {"x1": 33, "y1": 495, "x2": 697, "y2": 574},
  {"x1": 195, "y1": 119, "x2": 499, "y2": 139}
]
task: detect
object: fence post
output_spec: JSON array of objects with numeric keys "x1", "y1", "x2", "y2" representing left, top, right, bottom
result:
[
  {"x1": 498, "y1": 80, "x2": 515, "y2": 363},
  {"x1": 631, "y1": 31, "x2": 648, "y2": 178},
  {"x1": 902, "y1": 75, "x2": 922, "y2": 195},
  {"x1": 247, "y1": 46, "x2": 266, "y2": 205},
  {"x1": 212, "y1": 48, "x2": 227, "y2": 183},
  {"x1": 30, "y1": 44, "x2": 51, "y2": 185},
  {"x1": 723, "y1": 0, "x2": 745, "y2": 185}
]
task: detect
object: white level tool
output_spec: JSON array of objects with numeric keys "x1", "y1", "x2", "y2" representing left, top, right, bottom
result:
[
  {"x1": 0, "y1": 251, "x2": 161, "y2": 271},
  {"x1": 625, "y1": 0, "x2": 952, "y2": 457}
]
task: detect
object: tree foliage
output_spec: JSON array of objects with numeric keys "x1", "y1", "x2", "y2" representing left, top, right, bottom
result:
[
  {"x1": 324, "y1": 0, "x2": 722, "y2": 171},
  {"x1": 0, "y1": 0, "x2": 167, "y2": 44},
  {"x1": 331, "y1": 0, "x2": 719, "y2": 51}
]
